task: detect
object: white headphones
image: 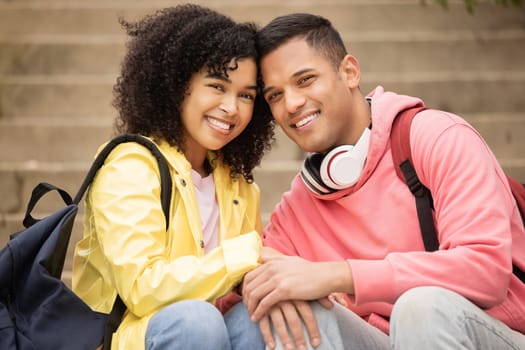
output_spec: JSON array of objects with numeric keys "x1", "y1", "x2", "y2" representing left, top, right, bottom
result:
[{"x1": 301, "y1": 127, "x2": 371, "y2": 195}]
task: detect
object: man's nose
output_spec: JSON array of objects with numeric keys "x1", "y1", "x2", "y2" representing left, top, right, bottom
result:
[{"x1": 284, "y1": 89, "x2": 306, "y2": 114}]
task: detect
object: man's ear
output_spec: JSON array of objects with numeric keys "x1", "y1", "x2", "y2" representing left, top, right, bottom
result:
[{"x1": 339, "y1": 54, "x2": 361, "y2": 89}]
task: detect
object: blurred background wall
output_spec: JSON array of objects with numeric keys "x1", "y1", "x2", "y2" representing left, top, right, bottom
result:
[{"x1": 0, "y1": 0, "x2": 524, "y2": 284}]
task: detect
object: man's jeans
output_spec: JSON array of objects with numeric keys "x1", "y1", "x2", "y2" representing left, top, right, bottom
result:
[
  {"x1": 271, "y1": 286, "x2": 525, "y2": 350},
  {"x1": 145, "y1": 299, "x2": 264, "y2": 350}
]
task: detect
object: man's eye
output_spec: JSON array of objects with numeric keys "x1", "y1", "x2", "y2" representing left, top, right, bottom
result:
[
  {"x1": 266, "y1": 91, "x2": 281, "y2": 103},
  {"x1": 298, "y1": 75, "x2": 314, "y2": 85}
]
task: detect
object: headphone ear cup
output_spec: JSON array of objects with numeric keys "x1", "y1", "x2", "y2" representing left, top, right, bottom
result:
[
  {"x1": 320, "y1": 145, "x2": 355, "y2": 189},
  {"x1": 301, "y1": 127, "x2": 370, "y2": 194},
  {"x1": 301, "y1": 153, "x2": 335, "y2": 195},
  {"x1": 320, "y1": 128, "x2": 371, "y2": 189}
]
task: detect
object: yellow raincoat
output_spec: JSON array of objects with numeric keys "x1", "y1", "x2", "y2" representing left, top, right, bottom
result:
[{"x1": 72, "y1": 139, "x2": 262, "y2": 350}]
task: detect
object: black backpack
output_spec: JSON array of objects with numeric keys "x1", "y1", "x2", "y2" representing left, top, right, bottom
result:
[
  {"x1": 391, "y1": 105, "x2": 525, "y2": 283},
  {"x1": 0, "y1": 134, "x2": 172, "y2": 350}
]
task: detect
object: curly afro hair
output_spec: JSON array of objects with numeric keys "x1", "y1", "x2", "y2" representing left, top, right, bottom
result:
[{"x1": 113, "y1": 4, "x2": 274, "y2": 181}]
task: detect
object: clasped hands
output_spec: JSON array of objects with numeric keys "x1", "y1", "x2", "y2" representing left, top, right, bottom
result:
[{"x1": 241, "y1": 247, "x2": 350, "y2": 349}]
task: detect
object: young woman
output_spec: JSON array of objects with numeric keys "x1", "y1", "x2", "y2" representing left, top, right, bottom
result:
[{"x1": 72, "y1": 5, "x2": 273, "y2": 350}]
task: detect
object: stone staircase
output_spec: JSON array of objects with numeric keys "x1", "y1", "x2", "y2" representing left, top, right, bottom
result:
[{"x1": 1, "y1": 0, "x2": 524, "y2": 284}]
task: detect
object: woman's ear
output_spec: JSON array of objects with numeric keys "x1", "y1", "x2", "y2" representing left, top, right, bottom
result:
[{"x1": 339, "y1": 54, "x2": 361, "y2": 89}]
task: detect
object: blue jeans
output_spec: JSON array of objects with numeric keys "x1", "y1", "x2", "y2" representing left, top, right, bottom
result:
[
  {"x1": 145, "y1": 300, "x2": 264, "y2": 350},
  {"x1": 270, "y1": 287, "x2": 525, "y2": 350}
]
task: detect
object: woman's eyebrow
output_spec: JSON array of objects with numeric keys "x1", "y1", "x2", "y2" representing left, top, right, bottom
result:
[
  {"x1": 206, "y1": 73, "x2": 257, "y2": 91},
  {"x1": 206, "y1": 72, "x2": 231, "y2": 83}
]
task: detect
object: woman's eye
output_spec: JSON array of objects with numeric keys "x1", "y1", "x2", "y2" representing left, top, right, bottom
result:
[{"x1": 209, "y1": 84, "x2": 224, "y2": 92}]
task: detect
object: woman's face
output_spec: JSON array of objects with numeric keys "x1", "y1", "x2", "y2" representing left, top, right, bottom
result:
[{"x1": 180, "y1": 58, "x2": 257, "y2": 158}]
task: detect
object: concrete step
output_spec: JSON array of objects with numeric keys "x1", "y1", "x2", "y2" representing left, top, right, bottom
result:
[
  {"x1": 2, "y1": 72, "x2": 524, "y2": 118},
  {"x1": 363, "y1": 71, "x2": 525, "y2": 114},
  {"x1": 0, "y1": 119, "x2": 113, "y2": 162},
  {"x1": 467, "y1": 114, "x2": 525, "y2": 164},
  {"x1": 351, "y1": 31, "x2": 525, "y2": 74},
  {"x1": 0, "y1": 160, "x2": 302, "y2": 225},
  {"x1": 2, "y1": 31, "x2": 525, "y2": 75},
  {"x1": 0, "y1": 38, "x2": 126, "y2": 76},
  {"x1": 0, "y1": 117, "x2": 301, "y2": 162},
  {"x1": 1, "y1": 112, "x2": 524, "y2": 162},
  {"x1": 0, "y1": 1, "x2": 523, "y2": 36},
  {"x1": 0, "y1": 75, "x2": 115, "y2": 118}
]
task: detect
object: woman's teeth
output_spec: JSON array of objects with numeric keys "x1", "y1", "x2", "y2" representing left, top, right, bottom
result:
[{"x1": 208, "y1": 117, "x2": 232, "y2": 130}]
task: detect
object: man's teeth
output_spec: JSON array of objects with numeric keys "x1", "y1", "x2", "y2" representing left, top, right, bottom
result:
[
  {"x1": 295, "y1": 113, "x2": 318, "y2": 128},
  {"x1": 208, "y1": 117, "x2": 232, "y2": 130}
]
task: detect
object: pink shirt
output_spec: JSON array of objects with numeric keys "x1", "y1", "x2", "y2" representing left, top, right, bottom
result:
[
  {"x1": 191, "y1": 170, "x2": 219, "y2": 253},
  {"x1": 263, "y1": 86, "x2": 525, "y2": 334}
]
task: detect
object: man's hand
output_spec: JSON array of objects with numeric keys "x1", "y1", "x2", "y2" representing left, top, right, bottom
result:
[
  {"x1": 242, "y1": 250, "x2": 353, "y2": 321},
  {"x1": 259, "y1": 300, "x2": 321, "y2": 350}
]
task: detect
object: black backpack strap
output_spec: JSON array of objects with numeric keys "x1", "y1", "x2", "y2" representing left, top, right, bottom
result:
[
  {"x1": 398, "y1": 159, "x2": 439, "y2": 252},
  {"x1": 72, "y1": 133, "x2": 173, "y2": 349},
  {"x1": 103, "y1": 296, "x2": 127, "y2": 350},
  {"x1": 391, "y1": 106, "x2": 439, "y2": 252},
  {"x1": 73, "y1": 134, "x2": 172, "y2": 230},
  {"x1": 21, "y1": 183, "x2": 74, "y2": 228}
]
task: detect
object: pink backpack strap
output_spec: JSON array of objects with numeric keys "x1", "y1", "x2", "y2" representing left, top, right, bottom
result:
[
  {"x1": 390, "y1": 105, "x2": 440, "y2": 252},
  {"x1": 390, "y1": 105, "x2": 427, "y2": 182}
]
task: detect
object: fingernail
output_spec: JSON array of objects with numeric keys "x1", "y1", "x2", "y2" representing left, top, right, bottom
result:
[
  {"x1": 285, "y1": 344, "x2": 294, "y2": 350},
  {"x1": 312, "y1": 337, "x2": 321, "y2": 347},
  {"x1": 298, "y1": 345, "x2": 307, "y2": 350},
  {"x1": 268, "y1": 341, "x2": 275, "y2": 349}
]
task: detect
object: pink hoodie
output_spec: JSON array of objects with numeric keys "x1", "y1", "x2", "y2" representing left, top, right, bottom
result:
[{"x1": 263, "y1": 86, "x2": 525, "y2": 334}]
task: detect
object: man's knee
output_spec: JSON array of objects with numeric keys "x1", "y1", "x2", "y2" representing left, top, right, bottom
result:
[
  {"x1": 394, "y1": 286, "x2": 456, "y2": 312},
  {"x1": 391, "y1": 286, "x2": 461, "y2": 331}
]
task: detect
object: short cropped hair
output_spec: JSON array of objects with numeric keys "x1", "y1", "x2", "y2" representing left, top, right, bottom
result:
[{"x1": 257, "y1": 13, "x2": 347, "y2": 69}]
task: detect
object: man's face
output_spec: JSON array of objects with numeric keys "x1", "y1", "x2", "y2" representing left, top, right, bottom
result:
[{"x1": 260, "y1": 38, "x2": 360, "y2": 153}]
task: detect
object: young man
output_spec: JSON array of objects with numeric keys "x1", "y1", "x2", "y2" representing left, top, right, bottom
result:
[{"x1": 242, "y1": 13, "x2": 525, "y2": 350}]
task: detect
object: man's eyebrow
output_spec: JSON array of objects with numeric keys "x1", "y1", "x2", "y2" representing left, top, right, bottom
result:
[
  {"x1": 262, "y1": 85, "x2": 274, "y2": 95},
  {"x1": 292, "y1": 68, "x2": 315, "y2": 77},
  {"x1": 262, "y1": 68, "x2": 315, "y2": 95}
]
